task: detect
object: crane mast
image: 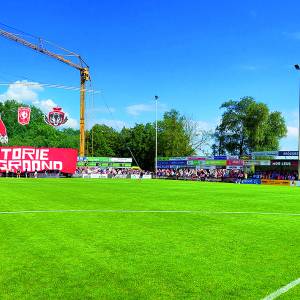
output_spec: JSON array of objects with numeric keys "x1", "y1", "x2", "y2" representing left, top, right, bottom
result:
[{"x1": 0, "y1": 27, "x2": 90, "y2": 157}]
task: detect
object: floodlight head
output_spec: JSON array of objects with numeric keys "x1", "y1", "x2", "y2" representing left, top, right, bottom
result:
[
  {"x1": 295, "y1": 64, "x2": 300, "y2": 70},
  {"x1": 155, "y1": 95, "x2": 159, "y2": 100}
]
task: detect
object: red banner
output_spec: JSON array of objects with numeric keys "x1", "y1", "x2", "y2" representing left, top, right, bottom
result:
[
  {"x1": 0, "y1": 147, "x2": 78, "y2": 174},
  {"x1": 0, "y1": 117, "x2": 8, "y2": 144},
  {"x1": 227, "y1": 159, "x2": 244, "y2": 166}
]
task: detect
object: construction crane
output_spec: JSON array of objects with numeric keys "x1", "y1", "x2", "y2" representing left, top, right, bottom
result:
[{"x1": 0, "y1": 25, "x2": 90, "y2": 157}]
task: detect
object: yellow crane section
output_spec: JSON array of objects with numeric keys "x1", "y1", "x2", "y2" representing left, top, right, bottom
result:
[{"x1": 0, "y1": 26, "x2": 90, "y2": 157}]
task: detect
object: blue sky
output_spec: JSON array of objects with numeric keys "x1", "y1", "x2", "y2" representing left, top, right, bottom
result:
[{"x1": 0, "y1": 0, "x2": 300, "y2": 150}]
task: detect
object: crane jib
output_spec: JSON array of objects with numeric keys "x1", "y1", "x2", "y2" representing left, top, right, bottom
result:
[
  {"x1": 0, "y1": 29, "x2": 83, "y2": 70},
  {"x1": 0, "y1": 26, "x2": 90, "y2": 157}
]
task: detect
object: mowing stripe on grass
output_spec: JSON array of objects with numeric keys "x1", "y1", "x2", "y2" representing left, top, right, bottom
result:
[
  {"x1": 1, "y1": 209, "x2": 300, "y2": 216},
  {"x1": 262, "y1": 278, "x2": 300, "y2": 300}
]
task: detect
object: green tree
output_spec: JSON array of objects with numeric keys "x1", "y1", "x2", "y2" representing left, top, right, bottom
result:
[
  {"x1": 213, "y1": 97, "x2": 287, "y2": 155},
  {"x1": 118, "y1": 123, "x2": 155, "y2": 170},
  {"x1": 86, "y1": 124, "x2": 119, "y2": 157},
  {"x1": 0, "y1": 100, "x2": 79, "y2": 148},
  {"x1": 158, "y1": 109, "x2": 195, "y2": 157},
  {"x1": 118, "y1": 110, "x2": 196, "y2": 170},
  {"x1": 0, "y1": 101, "x2": 199, "y2": 170}
]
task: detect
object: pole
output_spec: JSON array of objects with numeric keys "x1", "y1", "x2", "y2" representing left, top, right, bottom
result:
[
  {"x1": 294, "y1": 65, "x2": 300, "y2": 179},
  {"x1": 155, "y1": 96, "x2": 158, "y2": 176},
  {"x1": 79, "y1": 70, "x2": 86, "y2": 157},
  {"x1": 298, "y1": 81, "x2": 300, "y2": 179}
]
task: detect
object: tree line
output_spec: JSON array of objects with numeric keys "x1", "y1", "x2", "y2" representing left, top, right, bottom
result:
[{"x1": 0, "y1": 97, "x2": 288, "y2": 170}]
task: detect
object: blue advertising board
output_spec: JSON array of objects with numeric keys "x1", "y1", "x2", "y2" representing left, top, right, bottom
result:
[
  {"x1": 157, "y1": 160, "x2": 170, "y2": 165},
  {"x1": 157, "y1": 165, "x2": 171, "y2": 169},
  {"x1": 214, "y1": 155, "x2": 227, "y2": 160},
  {"x1": 77, "y1": 156, "x2": 87, "y2": 161},
  {"x1": 169, "y1": 160, "x2": 188, "y2": 166},
  {"x1": 252, "y1": 151, "x2": 278, "y2": 157},
  {"x1": 240, "y1": 179, "x2": 261, "y2": 184},
  {"x1": 278, "y1": 151, "x2": 299, "y2": 156}
]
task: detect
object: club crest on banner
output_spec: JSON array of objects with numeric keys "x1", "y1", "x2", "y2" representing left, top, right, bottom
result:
[
  {"x1": 44, "y1": 107, "x2": 68, "y2": 127},
  {"x1": 0, "y1": 115, "x2": 8, "y2": 144},
  {"x1": 18, "y1": 107, "x2": 31, "y2": 125}
]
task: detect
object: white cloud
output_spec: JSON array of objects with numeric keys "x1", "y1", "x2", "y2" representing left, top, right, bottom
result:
[
  {"x1": 126, "y1": 102, "x2": 167, "y2": 116},
  {"x1": 192, "y1": 120, "x2": 214, "y2": 131},
  {"x1": 126, "y1": 104, "x2": 155, "y2": 116},
  {"x1": 65, "y1": 116, "x2": 79, "y2": 129},
  {"x1": 287, "y1": 126, "x2": 298, "y2": 138},
  {"x1": 39, "y1": 99, "x2": 57, "y2": 112},
  {"x1": 0, "y1": 81, "x2": 42, "y2": 102},
  {"x1": 281, "y1": 110, "x2": 299, "y2": 150},
  {"x1": 0, "y1": 80, "x2": 78, "y2": 129},
  {"x1": 88, "y1": 119, "x2": 127, "y2": 130},
  {"x1": 184, "y1": 120, "x2": 215, "y2": 156}
]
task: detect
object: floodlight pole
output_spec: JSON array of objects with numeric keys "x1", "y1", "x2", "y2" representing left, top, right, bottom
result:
[
  {"x1": 295, "y1": 65, "x2": 300, "y2": 180},
  {"x1": 155, "y1": 96, "x2": 159, "y2": 177},
  {"x1": 298, "y1": 78, "x2": 300, "y2": 180}
]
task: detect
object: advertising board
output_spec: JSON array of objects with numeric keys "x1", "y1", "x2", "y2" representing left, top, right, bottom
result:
[
  {"x1": 188, "y1": 160, "x2": 206, "y2": 166},
  {"x1": 90, "y1": 174, "x2": 100, "y2": 179},
  {"x1": 259, "y1": 160, "x2": 271, "y2": 166},
  {"x1": 99, "y1": 174, "x2": 108, "y2": 178},
  {"x1": 110, "y1": 157, "x2": 132, "y2": 163},
  {"x1": 278, "y1": 151, "x2": 299, "y2": 156},
  {"x1": 187, "y1": 156, "x2": 206, "y2": 160},
  {"x1": 0, "y1": 147, "x2": 78, "y2": 174},
  {"x1": 214, "y1": 155, "x2": 227, "y2": 160},
  {"x1": 205, "y1": 160, "x2": 227, "y2": 166},
  {"x1": 227, "y1": 159, "x2": 244, "y2": 166},
  {"x1": 252, "y1": 151, "x2": 278, "y2": 157},
  {"x1": 89, "y1": 174, "x2": 109, "y2": 179},
  {"x1": 169, "y1": 160, "x2": 188, "y2": 166},
  {"x1": 169, "y1": 157, "x2": 187, "y2": 160},
  {"x1": 114, "y1": 174, "x2": 128, "y2": 179},
  {"x1": 240, "y1": 179, "x2": 261, "y2": 184},
  {"x1": 205, "y1": 178, "x2": 222, "y2": 182},
  {"x1": 261, "y1": 179, "x2": 291, "y2": 186},
  {"x1": 270, "y1": 160, "x2": 298, "y2": 167}
]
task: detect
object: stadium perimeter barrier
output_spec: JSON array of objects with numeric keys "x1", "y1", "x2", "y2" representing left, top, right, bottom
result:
[
  {"x1": 240, "y1": 179, "x2": 261, "y2": 184},
  {"x1": 156, "y1": 176, "x2": 300, "y2": 187},
  {"x1": 261, "y1": 179, "x2": 300, "y2": 187},
  {"x1": 80, "y1": 174, "x2": 152, "y2": 180},
  {"x1": 241, "y1": 179, "x2": 300, "y2": 186}
]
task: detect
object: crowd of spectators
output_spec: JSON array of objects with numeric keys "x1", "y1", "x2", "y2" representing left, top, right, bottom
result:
[
  {"x1": 156, "y1": 168, "x2": 299, "y2": 181},
  {"x1": 0, "y1": 169, "x2": 61, "y2": 178},
  {"x1": 253, "y1": 171, "x2": 298, "y2": 180},
  {"x1": 75, "y1": 167, "x2": 151, "y2": 177},
  {"x1": 4, "y1": 166, "x2": 297, "y2": 181},
  {"x1": 156, "y1": 168, "x2": 245, "y2": 181}
]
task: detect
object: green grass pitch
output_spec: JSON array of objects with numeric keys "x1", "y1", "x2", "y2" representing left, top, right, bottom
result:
[{"x1": 1, "y1": 179, "x2": 300, "y2": 299}]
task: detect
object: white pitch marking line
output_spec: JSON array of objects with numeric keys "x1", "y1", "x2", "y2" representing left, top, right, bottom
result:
[
  {"x1": 0, "y1": 209, "x2": 300, "y2": 216},
  {"x1": 262, "y1": 278, "x2": 300, "y2": 300}
]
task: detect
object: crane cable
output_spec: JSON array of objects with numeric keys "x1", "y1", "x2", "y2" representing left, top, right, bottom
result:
[
  {"x1": 0, "y1": 81, "x2": 99, "y2": 93},
  {"x1": 0, "y1": 22, "x2": 141, "y2": 167},
  {"x1": 88, "y1": 79, "x2": 141, "y2": 168}
]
